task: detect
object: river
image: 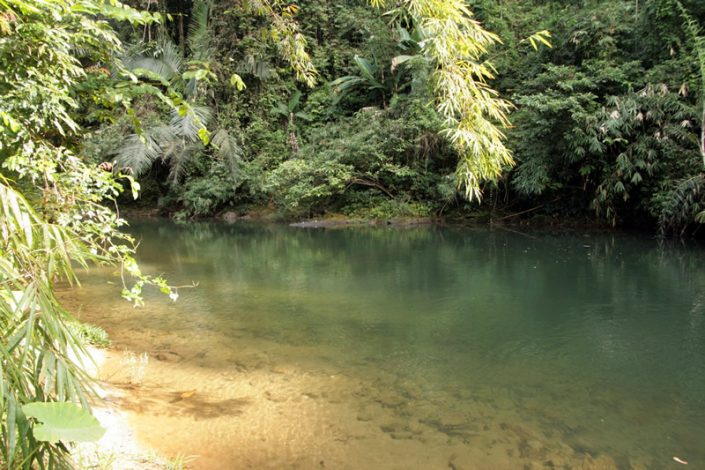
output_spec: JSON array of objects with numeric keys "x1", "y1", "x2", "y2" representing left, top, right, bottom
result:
[{"x1": 62, "y1": 222, "x2": 705, "y2": 469}]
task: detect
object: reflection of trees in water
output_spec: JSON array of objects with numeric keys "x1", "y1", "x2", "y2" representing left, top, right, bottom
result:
[
  {"x1": 132, "y1": 221, "x2": 705, "y2": 320},
  {"x1": 126, "y1": 222, "x2": 705, "y2": 392},
  {"x1": 88, "y1": 222, "x2": 705, "y2": 466}
]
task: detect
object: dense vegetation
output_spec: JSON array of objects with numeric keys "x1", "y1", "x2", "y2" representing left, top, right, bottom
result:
[
  {"x1": 0, "y1": 0, "x2": 520, "y2": 466},
  {"x1": 1, "y1": 0, "x2": 704, "y2": 466},
  {"x1": 80, "y1": 0, "x2": 705, "y2": 234},
  {"x1": 0, "y1": 0, "x2": 183, "y2": 465}
]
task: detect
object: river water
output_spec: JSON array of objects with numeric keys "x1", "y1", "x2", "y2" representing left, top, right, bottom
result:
[{"x1": 63, "y1": 222, "x2": 705, "y2": 469}]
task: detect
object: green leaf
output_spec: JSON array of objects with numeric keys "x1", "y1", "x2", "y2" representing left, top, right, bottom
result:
[
  {"x1": 272, "y1": 103, "x2": 289, "y2": 116},
  {"x1": 198, "y1": 128, "x2": 211, "y2": 145},
  {"x1": 182, "y1": 69, "x2": 209, "y2": 81},
  {"x1": 353, "y1": 55, "x2": 378, "y2": 83},
  {"x1": 523, "y1": 30, "x2": 552, "y2": 50},
  {"x1": 288, "y1": 90, "x2": 302, "y2": 111},
  {"x1": 22, "y1": 402, "x2": 106, "y2": 444},
  {"x1": 295, "y1": 112, "x2": 314, "y2": 122},
  {"x1": 230, "y1": 74, "x2": 246, "y2": 91}
]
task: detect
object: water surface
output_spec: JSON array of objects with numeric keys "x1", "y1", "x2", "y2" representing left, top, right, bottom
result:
[{"x1": 64, "y1": 222, "x2": 705, "y2": 469}]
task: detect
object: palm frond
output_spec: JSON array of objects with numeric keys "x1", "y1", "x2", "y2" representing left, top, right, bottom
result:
[
  {"x1": 188, "y1": 0, "x2": 214, "y2": 62},
  {"x1": 237, "y1": 54, "x2": 274, "y2": 80},
  {"x1": 112, "y1": 133, "x2": 161, "y2": 176},
  {"x1": 212, "y1": 128, "x2": 243, "y2": 179},
  {"x1": 123, "y1": 38, "x2": 183, "y2": 83},
  {"x1": 164, "y1": 142, "x2": 202, "y2": 186},
  {"x1": 169, "y1": 105, "x2": 212, "y2": 141}
]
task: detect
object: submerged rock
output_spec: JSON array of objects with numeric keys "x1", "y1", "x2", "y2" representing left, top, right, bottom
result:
[
  {"x1": 374, "y1": 390, "x2": 407, "y2": 408},
  {"x1": 580, "y1": 454, "x2": 618, "y2": 469},
  {"x1": 390, "y1": 430, "x2": 415, "y2": 440},
  {"x1": 153, "y1": 351, "x2": 183, "y2": 362}
]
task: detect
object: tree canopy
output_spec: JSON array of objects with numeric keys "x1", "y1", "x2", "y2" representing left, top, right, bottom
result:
[{"x1": 80, "y1": 0, "x2": 705, "y2": 234}]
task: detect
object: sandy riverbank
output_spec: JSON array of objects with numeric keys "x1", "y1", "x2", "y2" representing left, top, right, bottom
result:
[{"x1": 71, "y1": 347, "x2": 168, "y2": 470}]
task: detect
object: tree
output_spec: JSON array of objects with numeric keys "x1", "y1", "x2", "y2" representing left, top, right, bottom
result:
[
  {"x1": 140, "y1": 0, "x2": 526, "y2": 203},
  {"x1": 0, "y1": 0, "x2": 189, "y2": 465},
  {"x1": 674, "y1": 0, "x2": 705, "y2": 164}
]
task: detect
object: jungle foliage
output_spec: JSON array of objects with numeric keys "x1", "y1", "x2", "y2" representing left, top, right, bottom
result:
[
  {"x1": 2, "y1": 0, "x2": 704, "y2": 466},
  {"x1": 86, "y1": 0, "x2": 705, "y2": 234},
  {"x1": 89, "y1": 0, "x2": 520, "y2": 219},
  {"x1": 0, "y1": 0, "x2": 195, "y2": 465},
  {"x1": 0, "y1": 0, "x2": 522, "y2": 463},
  {"x1": 479, "y1": 0, "x2": 705, "y2": 233}
]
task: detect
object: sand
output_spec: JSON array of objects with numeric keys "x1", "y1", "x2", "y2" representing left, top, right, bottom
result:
[{"x1": 71, "y1": 347, "x2": 167, "y2": 470}]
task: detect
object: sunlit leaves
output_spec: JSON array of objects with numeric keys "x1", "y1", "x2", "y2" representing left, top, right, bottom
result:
[
  {"x1": 238, "y1": 0, "x2": 317, "y2": 87},
  {"x1": 0, "y1": 0, "x2": 181, "y2": 465},
  {"x1": 368, "y1": 0, "x2": 514, "y2": 200},
  {"x1": 230, "y1": 73, "x2": 246, "y2": 91},
  {"x1": 22, "y1": 402, "x2": 106, "y2": 444},
  {"x1": 522, "y1": 30, "x2": 552, "y2": 51}
]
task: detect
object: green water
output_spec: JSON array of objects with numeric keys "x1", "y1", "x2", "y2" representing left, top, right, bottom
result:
[{"x1": 71, "y1": 222, "x2": 705, "y2": 469}]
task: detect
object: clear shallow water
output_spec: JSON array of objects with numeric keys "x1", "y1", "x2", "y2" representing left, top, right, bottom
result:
[{"x1": 63, "y1": 222, "x2": 705, "y2": 469}]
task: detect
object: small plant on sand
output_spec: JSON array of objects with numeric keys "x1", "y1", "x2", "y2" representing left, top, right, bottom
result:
[
  {"x1": 122, "y1": 352, "x2": 150, "y2": 386},
  {"x1": 145, "y1": 450, "x2": 198, "y2": 470},
  {"x1": 164, "y1": 453, "x2": 199, "y2": 470}
]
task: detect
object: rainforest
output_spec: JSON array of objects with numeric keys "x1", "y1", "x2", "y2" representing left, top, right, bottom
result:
[
  {"x1": 1, "y1": 0, "x2": 705, "y2": 468},
  {"x1": 92, "y1": 0, "x2": 705, "y2": 234}
]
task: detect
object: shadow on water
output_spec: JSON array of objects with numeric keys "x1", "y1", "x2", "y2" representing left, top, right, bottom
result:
[{"x1": 63, "y1": 221, "x2": 705, "y2": 469}]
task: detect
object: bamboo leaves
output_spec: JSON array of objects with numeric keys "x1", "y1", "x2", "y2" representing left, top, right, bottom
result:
[
  {"x1": 0, "y1": 0, "x2": 181, "y2": 465},
  {"x1": 369, "y1": 0, "x2": 517, "y2": 200},
  {"x1": 673, "y1": 0, "x2": 705, "y2": 165}
]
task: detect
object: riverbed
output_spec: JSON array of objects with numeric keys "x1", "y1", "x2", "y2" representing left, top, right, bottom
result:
[{"x1": 61, "y1": 222, "x2": 705, "y2": 469}]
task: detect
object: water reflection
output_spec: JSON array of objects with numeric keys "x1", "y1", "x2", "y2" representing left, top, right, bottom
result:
[{"x1": 65, "y1": 222, "x2": 705, "y2": 469}]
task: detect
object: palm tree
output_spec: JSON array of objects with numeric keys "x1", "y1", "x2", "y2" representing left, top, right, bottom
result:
[
  {"x1": 112, "y1": 0, "x2": 241, "y2": 185},
  {"x1": 271, "y1": 90, "x2": 313, "y2": 153},
  {"x1": 331, "y1": 55, "x2": 405, "y2": 108}
]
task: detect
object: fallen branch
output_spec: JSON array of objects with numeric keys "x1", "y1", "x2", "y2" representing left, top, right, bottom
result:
[
  {"x1": 345, "y1": 178, "x2": 394, "y2": 198},
  {"x1": 492, "y1": 197, "x2": 560, "y2": 221}
]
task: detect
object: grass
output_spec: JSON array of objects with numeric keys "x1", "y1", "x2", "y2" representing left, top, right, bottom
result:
[{"x1": 68, "y1": 321, "x2": 112, "y2": 348}]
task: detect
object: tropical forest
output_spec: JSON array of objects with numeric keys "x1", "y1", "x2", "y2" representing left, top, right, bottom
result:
[{"x1": 1, "y1": 0, "x2": 705, "y2": 468}]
